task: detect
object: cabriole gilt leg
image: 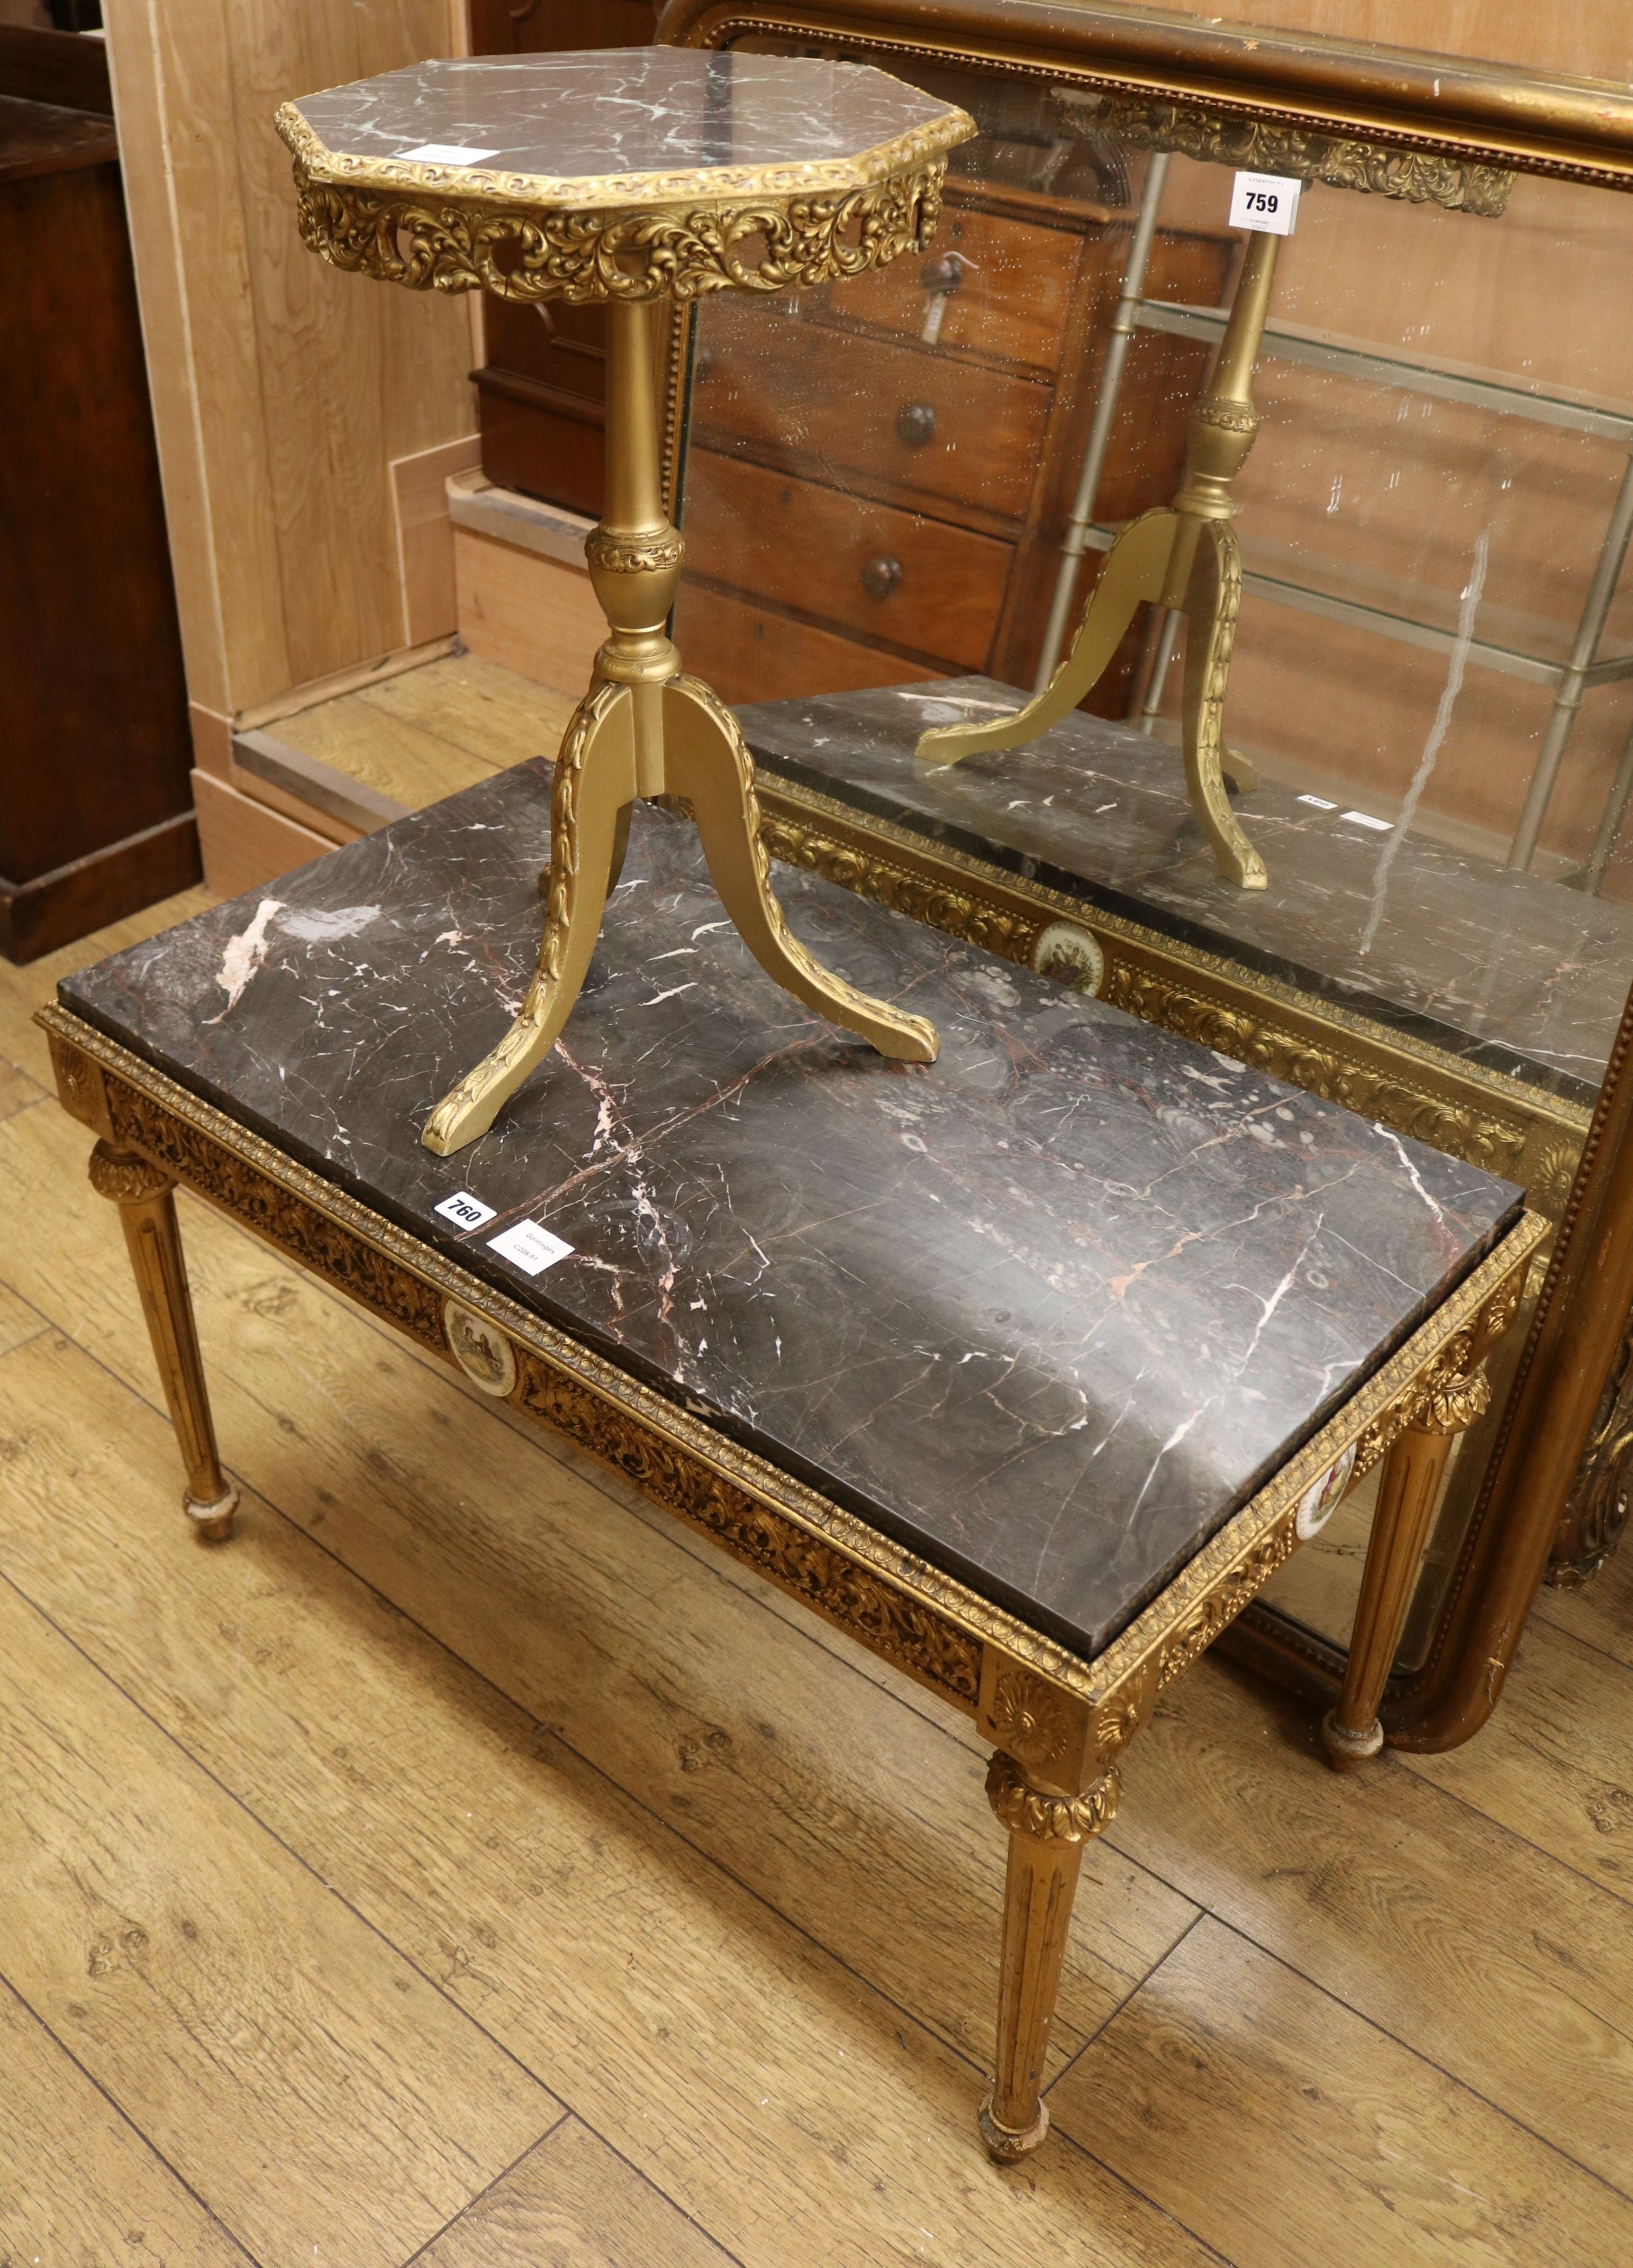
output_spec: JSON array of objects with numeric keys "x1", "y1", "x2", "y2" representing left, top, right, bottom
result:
[
  {"x1": 981, "y1": 1751, "x2": 1119, "y2": 2162},
  {"x1": 914, "y1": 511, "x2": 1177, "y2": 768},
  {"x1": 665, "y1": 675, "x2": 939, "y2": 1064},
  {"x1": 88, "y1": 1141, "x2": 237, "y2": 1538},
  {"x1": 424, "y1": 681, "x2": 637, "y2": 1155},
  {"x1": 1322, "y1": 1349, "x2": 1492, "y2": 1769}
]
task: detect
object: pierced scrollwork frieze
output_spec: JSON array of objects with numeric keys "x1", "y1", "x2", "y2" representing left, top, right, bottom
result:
[
  {"x1": 290, "y1": 159, "x2": 948, "y2": 305},
  {"x1": 508, "y1": 1343, "x2": 981, "y2": 1701},
  {"x1": 1097, "y1": 959, "x2": 1529, "y2": 1180},
  {"x1": 1057, "y1": 89, "x2": 1515, "y2": 215}
]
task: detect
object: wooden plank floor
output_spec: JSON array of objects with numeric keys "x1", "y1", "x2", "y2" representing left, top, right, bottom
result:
[{"x1": 4, "y1": 652, "x2": 1631, "y2": 2265}]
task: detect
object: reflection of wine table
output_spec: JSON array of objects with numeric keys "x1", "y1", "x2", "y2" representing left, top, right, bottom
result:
[
  {"x1": 43, "y1": 765, "x2": 1537, "y2": 2160},
  {"x1": 740, "y1": 677, "x2": 1629, "y2": 1150}
]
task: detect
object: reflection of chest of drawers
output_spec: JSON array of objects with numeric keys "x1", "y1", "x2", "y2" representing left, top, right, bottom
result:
[{"x1": 674, "y1": 179, "x2": 1229, "y2": 708}]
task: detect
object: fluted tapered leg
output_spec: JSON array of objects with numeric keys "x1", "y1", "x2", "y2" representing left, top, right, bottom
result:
[
  {"x1": 980, "y1": 1750, "x2": 1119, "y2": 2161},
  {"x1": 1323, "y1": 1348, "x2": 1491, "y2": 1768},
  {"x1": 89, "y1": 1141, "x2": 237, "y2": 1538}
]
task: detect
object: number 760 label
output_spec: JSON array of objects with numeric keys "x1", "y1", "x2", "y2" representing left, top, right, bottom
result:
[{"x1": 1229, "y1": 169, "x2": 1302, "y2": 236}]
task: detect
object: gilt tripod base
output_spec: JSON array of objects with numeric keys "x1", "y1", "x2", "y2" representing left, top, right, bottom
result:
[
  {"x1": 421, "y1": 290, "x2": 941, "y2": 1158},
  {"x1": 423, "y1": 667, "x2": 939, "y2": 1154},
  {"x1": 915, "y1": 230, "x2": 1283, "y2": 895},
  {"x1": 917, "y1": 507, "x2": 1266, "y2": 890}
]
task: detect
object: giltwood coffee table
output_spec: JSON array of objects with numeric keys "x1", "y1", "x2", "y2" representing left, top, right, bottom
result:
[{"x1": 42, "y1": 769, "x2": 1540, "y2": 2160}]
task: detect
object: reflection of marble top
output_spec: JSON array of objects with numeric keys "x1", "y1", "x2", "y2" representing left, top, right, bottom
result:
[
  {"x1": 278, "y1": 52, "x2": 972, "y2": 212},
  {"x1": 738, "y1": 679, "x2": 1633, "y2": 1109},
  {"x1": 61, "y1": 763, "x2": 1518, "y2": 1659}
]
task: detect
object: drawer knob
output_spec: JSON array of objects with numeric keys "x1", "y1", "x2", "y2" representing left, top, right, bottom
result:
[
  {"x1": 860, "y1": 555, "x2": 902, "y2": 601},
  {"x1": 895, "y1": 400, "x2": 937, "y2": 448}
]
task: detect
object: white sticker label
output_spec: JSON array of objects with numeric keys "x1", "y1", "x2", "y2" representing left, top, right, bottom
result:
[
  {"x1": 1229, "y1": 170, "x2": 1302, "y2": 235},
  {"x1": 1298, "y1": 794, "x2": 1338, "y2": 810},
  {"x1": 1341, "y1": 809, "x2": 1394, "y2": 832},
  {"x1": 487, "y1": 1219, "x2": 574, "y2": 1276},
  {"x1": 434, "y1": 1189, "x2": 496, "y2": 1232},
  {"x1": 397, "y1": 142, "x2": 500, "y2": 166}
]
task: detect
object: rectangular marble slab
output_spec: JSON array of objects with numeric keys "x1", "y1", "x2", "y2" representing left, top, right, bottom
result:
[
  {"x1": 62, "y1": 764, "x2": 1520, "y2": 1659},
  {"x1": 737, "y1": 678, "x2": 1633, "y2": 1108}
]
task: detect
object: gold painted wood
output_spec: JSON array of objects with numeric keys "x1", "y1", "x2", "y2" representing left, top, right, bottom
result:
[
  {"x1": 1049, "y1": 1916, "x2": 1633, "y2": 2267},
  {"x1": 0, "y1": 1573, "x2": 558, "y2": 2268},
  {"x1": 419, "y1": 296, "x2": 938, "y2": 1153},
  {"x1": 1322, "y1": 1300, "x2": 1514, "y2": 1769},
  {"x1": 659, "y1": 1, "x2": 1633, "y2": 192},
  {"x1": 282, "y1": 79, "x2": 965, "y2": 1149},
  {"x1": 87, "y1": 1140, "x2": 238, "y2": 1539},
  {"x1": 980, "y1": 1752, "x2": 1119, "y2": 2160}
]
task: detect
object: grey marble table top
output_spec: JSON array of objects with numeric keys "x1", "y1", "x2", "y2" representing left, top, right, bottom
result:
[
  {"x1": 738, "y1": 679, "x2": 1633, "y2": 1109},
  {"x1": 282, "y1": 51, "x2": 970, "y2": 210},
  {"x1": 62, "y1": 763, "x2": 1519, "y2": 1659}
]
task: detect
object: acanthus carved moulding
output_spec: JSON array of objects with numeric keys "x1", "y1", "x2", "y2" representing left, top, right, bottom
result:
[
  {"x1": 586, "y1": 528, "x2": 686, "y2": 576},
  {"x1": 1058, "y1": 90, "x2": 1516, "y2": 215},
  {"x1": 985, "y1": 1752, "x2": 1120, "y2": 1843},
  {"x1": 87, "y1": 1143, "x2": 173, "y2": 1206}
]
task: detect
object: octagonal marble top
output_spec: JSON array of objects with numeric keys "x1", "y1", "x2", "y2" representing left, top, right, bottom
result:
[{"x1": 277, "y1": 50, "x2": 973, "y2": 213}]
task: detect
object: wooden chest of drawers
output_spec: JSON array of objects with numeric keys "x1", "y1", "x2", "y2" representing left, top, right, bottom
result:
[{"x1": 673, "y1": 176, "x2": 1230, "y2": 708}]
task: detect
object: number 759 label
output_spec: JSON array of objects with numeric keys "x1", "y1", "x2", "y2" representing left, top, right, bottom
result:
[{"x1": 1229, "y1": 169, "x2": 1302, "y2": 236}]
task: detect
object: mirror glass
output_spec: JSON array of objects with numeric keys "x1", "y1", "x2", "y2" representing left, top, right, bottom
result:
[{"x1": 672, "y1": 38, "x2": 1633, "y2": 1659}]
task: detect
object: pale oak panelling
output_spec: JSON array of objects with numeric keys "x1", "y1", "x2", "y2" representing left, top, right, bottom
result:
[
  {"x1": 0, "y1": 1329, "x2": 1216, "y2": 2268},
  {"x1": 0, "y1": 1529, "x2": 558, "y2": 2268},
  {"x1": 0, "y1": 1978, "x2": 253, "y2": 2268},
  {"x1": 1049, "y1": 1917, "x2": 1633, "y2": 2268}
]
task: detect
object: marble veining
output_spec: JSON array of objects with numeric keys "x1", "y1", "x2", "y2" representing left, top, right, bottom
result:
[
  {"x1": 287, "y1": 52, "x2": 967, "y2": 205},
  {"x1": 63, "y1": 763, "x2": 1519, "y2": 1659},
  {"x1": 739, "y1": 678, "x2": 1633, "y2": 1106}
]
